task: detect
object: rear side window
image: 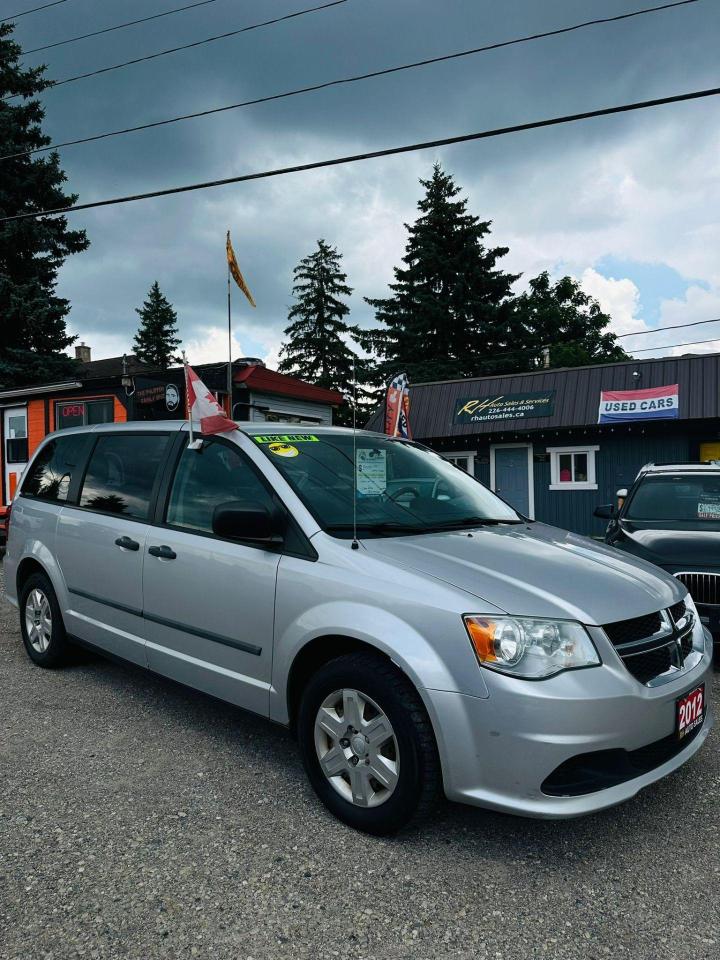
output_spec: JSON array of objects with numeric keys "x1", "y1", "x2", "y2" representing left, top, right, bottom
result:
[
  {"x1": 79, "y1": 433, "x2": 170, "y2": 520},
  {"x1": 21, "y1": 434, "x2": 90, "y2": 503},
  {"x1": 166, "y1": 440, "x2": 275, "y2": 534}
]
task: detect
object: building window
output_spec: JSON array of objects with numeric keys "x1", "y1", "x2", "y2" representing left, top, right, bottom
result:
[
  {"x1": 548, "y1": 446, "x2": 599, "y2": 490},
  {"x1": 445, "y1": 451, "x2": 476, "y2": 474},
  {"x1": 56, "y1": 398, "x2": 114, "y2": 431}
]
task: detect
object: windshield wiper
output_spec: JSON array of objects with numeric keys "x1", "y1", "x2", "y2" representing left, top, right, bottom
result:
[
  {"x1": 325, "y1": 522, "x2": 424, "y2": 535},
  {"x1": 422, "y1": 516, "x2": 525, "y2": 530}
]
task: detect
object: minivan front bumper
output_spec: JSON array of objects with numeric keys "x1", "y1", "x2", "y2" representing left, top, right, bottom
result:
[{"x1": 426, "y1": 626, "x2": 714, "y2": 818}]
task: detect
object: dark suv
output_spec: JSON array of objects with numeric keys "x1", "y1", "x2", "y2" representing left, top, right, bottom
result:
[{"x1": 595, "y1": 463, "x2": 720, "y2": 655}]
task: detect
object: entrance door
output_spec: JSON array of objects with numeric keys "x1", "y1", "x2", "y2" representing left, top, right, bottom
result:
[
  {"x1": 3, "y1": 407, "x2": 28, "y2": 504},
  {"x1": 492, "y1": 445, "x2": 533, "y2": 517}
]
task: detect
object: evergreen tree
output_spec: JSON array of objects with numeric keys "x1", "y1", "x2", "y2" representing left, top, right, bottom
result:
[
  {"x1": 133, "y1": 281, "x2": 181, "y2": 368},
  {"x1": 508, "y1": 272, "x2": 629, "y2": 372},
  {"x1": 278, "y1": 240, "x2": 370, "y2": 425},
  {"x1": 362, "y1": 164, "x2": 519, "y2": 386},
  {"x1": 0, "y1": 22, "x2": 89, "y2": 389}
]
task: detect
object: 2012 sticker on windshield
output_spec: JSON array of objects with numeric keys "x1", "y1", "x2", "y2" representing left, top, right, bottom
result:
[{"x1": 356, "y1": 448, "x2": 387, "y2": 496}]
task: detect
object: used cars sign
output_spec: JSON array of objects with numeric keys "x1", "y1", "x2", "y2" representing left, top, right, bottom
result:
[
  {"x1": 455, "y1": 390, "x2": 556, "y2": 424},
  {"x1": 598, "y1": 384, "x2": 679, "y2": 423}
]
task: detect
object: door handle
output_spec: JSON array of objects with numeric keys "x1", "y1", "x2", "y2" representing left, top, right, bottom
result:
[
  {"x1": 115, "y1": 536, "x2": 140, "y2": 552},
  {"x1": 148, "y1": 545, "x2": 177, "y2": 560}
]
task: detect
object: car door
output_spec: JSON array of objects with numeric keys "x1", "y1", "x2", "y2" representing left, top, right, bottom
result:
[
  {"x1": 56, "y1": 430, "x2": 173, "y2": 666},
  {"x1": 142, "y1": 437, "x2": 280, "y2": 716}
]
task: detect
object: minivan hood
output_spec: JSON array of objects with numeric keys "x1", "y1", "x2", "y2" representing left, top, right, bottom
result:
[
  {"x1": 362, "y1": 522, "x2": 684, "y2": 625},
  {"x1": 617, "y1": 520, "x2": 720, "y2": 570}
]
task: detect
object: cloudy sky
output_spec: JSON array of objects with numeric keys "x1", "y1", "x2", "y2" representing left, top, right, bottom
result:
[{"x1": 11, "y1": 0, "x2": 720, "y2": 366}]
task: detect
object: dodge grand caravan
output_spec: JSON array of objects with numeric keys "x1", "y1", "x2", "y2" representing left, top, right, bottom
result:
[{"x1": 4, "y1": 422, "x2": 713, "y2": 834}]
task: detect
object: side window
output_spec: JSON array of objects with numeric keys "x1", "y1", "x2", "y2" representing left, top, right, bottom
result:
[
  {"x1": 21, "y1": 434, "x2": 90, "y2": 503},
  {"x1": 167, "y1": 440, "x2": 275, "y2": 535},
  {"x1": 79, "y1": 433, "x2": 170, "y2": 520},
  {"x1": 56, "y1": 398, "x2": 114, "y2": 431}
]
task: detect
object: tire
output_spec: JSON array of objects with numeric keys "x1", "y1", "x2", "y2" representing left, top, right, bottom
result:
[
  {"x1": 19, "y1": 572, "x2": 71, "y2": 669},
  {"x1": 297, "y1": 652, "x2": 441, "y2": 835}
]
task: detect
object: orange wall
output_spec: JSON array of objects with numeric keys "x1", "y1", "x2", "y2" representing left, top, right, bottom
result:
[
  {"x1": 27, "y1": 399, "x2": 46, "y2": 457},
  {"x1": 114, "y1": 396, "x2": 128, "y2": 422}
]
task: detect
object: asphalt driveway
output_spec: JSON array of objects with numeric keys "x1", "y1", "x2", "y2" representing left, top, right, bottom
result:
[{"x1": 1, "y1": 562, "x2": 719, "y2": 960}]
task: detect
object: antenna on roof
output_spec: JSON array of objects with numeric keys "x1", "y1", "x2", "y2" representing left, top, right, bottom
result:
[{"x1": 351, "y1": 357, "x2": 359, "y2": 550}]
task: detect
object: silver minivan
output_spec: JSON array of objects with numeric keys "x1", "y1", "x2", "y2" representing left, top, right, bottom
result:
[{"x1": 4, "y1": 422, "x2": 713, "y2": 833}]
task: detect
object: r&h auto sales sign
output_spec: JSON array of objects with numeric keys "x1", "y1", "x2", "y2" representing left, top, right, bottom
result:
[{"x1": 598, "y1": 384, "x2": 679, "y2": 423}]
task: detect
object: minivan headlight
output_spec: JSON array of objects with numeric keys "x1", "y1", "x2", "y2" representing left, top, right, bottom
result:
[{"x1": 463, "y1": 615, "x2": 600, "y2": 680}]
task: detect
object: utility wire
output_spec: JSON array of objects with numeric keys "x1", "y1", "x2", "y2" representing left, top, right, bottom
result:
[
  {"x1": 1, "y1": 0, "x2": 67, "y2": 23},
  {"x1": 23, "y1": 0, "x2": 230, "y2": 54},
  {"x1": 2, "y1": 0, "x2": 348, "y2": 101},
  {"x1": 617, "y1": 315, "x2": 720, "y2": 338},
  {"x1": 1, "y1": 0, "x2": 704, "y2": 162},
  {"x1": 2, "y1": 84, "x2": 718, "y2": 223},
  {"x1": 630, "y1": 336, "x2": 720, "y2": 353}
]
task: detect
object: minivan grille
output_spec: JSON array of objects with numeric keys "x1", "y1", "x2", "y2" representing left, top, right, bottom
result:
[
  {"x1": 603, "y1": 606, "x2": 693, "y2": 685},
  {"x1": 675, "y1": 572, "x2": 720, "y2": 606},
  {"x1": 603, "y1": 612, "x2": 662, "y2": 648}
]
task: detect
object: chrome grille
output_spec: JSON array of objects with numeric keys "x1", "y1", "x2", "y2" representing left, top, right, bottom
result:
[
  {"x1": 603, "y1": 606, "x2": 694, "y2": 685},
  {"x1": 675, "y1": 572, "x2": 720, "y2": 606}
]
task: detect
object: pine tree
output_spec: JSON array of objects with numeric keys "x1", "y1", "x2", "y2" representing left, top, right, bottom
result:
[
  {"x1": 362, "y1": 164, "x2": 519, "y2": 386},
  {"x1": 508, "y1": 272, "x2": 629, "y2": 372},
  {"x1": 0, "y1": 22, "x2": 89, "y2": 389},
  {"x1": 133, "y1": 281, "x2": 181, "y2": 368},
  {"x1": 278, "y1": 240, "x2": 369, "y2": 425}
]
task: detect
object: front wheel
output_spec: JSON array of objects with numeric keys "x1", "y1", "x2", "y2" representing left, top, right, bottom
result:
[
  {"x1": 297, "y1": 652, "x2": 441, "y2": 834},
  {"x1": 19, "y1": 572, "x2": 71, "y2": 668}
]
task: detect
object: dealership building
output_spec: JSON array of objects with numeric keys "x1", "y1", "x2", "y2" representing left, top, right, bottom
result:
[
  {"x1": 368, "y1": 352, "x2": 720, "y2": 537},
  {"x1": 0, "y1": 346, "x2": 343, "y2": 511}
]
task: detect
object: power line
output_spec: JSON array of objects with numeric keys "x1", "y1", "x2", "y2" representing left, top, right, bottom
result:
[
  {"x1": 630, "y1": 336, "x2": 720, "y2": 353},
  {"x1": 617, "y1": 315, "x2": 720, "y2": 338},
  {"x1": 3, "y1": 0, "x2": 348, "y2": 101},
  {"x1": 1, "y1": 0, "x2": 68, "y2": 23},
  {"x1": 23, "y1": 0, "x2": 231, "y2": 54},
  {"x1": 1, "y1": 0, "x2": 704, "y2": 163},
  {"x1": 2, "y1": 84, "x2": 718, "y2": 224}
]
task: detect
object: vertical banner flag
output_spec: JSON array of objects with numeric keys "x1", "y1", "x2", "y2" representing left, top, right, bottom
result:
[
  {"x1": 385, "y1": 372, "x2": 412, "y2": 439},
  {"x1": 226, "y1": 231, "x2": 256, "y2": 308},
  {"x1": 185, "y1": 362, "x2": 237, "y2": 436},
  {"x1": 598, "y1": 384, "x2": 679, "y2": 423}
]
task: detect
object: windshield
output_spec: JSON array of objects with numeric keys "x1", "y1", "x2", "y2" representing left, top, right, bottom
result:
[
  {"x1": 252, "y1": 431, "x2": 522, "y2": 537},
  {"x1": 625, "y1": 474, "x2": 720, "y2": 523}
]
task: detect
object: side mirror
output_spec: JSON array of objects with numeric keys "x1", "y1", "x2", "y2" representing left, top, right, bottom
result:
[
  {"x1": 594, "y1": 504, "x2": 616, "y2": 520},
  {"x1": 212, "y1": 502, "x2": 284, "y2": 544}
]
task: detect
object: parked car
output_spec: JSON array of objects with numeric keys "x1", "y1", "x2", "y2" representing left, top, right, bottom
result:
[
  {"x1": 4, "y1": 424, "x2": 713, "y2": 833},
  {"x1": 595, "y1": 462, "x2": 720, "y2": 659}
]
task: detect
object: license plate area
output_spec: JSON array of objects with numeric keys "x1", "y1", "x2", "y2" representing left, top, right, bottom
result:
[{"x1": 676, "y1": 683, "x2": 705, "y2": 740}]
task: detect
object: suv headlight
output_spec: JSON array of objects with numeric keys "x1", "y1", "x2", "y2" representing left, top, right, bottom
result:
[{"x1": 463, "y1": 615, "x2": 600, "y2": 680}]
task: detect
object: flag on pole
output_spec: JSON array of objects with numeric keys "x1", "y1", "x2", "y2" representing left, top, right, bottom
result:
[
  {"x1": 385, "y1": 372, "x2": 412, "y2": 439},
  {"x1": 226, "y1": 231, "x2": 256, "y2": 308},
  {"x1": 184, "y1": 361, "x2": 237, "y2": 436}
]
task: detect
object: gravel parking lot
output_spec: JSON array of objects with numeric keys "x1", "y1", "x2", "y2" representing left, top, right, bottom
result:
[{"x1": 1, "y1": 562, "x2": 719, "y2": 960}]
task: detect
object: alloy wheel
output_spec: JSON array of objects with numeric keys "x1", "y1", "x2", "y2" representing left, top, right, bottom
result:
[
  {"x1": 314, "y1": 688, "x2": 400, "y2": 808},
  {"x1": 25, "y1": 588, "x2": 52, "y2": 654}
]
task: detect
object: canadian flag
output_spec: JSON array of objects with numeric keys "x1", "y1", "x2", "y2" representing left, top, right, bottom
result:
[{"x1": 184, "y1": 363, "x2": 237, "y2": 435}]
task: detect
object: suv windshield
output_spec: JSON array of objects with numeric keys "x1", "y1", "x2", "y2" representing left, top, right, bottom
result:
[
  {"x1": 625, "y1": 473, "x2": 720, "y2": 522},
  {"x1": 252, "y1": 431, "x2": 521, "y2": 537}
]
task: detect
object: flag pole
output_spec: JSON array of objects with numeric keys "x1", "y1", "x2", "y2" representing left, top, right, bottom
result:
[
  {"x1": 226, "y1": 256, "x2": 233, "y2": 418},
  {"x1": 182, "y1": 351, "x2": 194, "y2": 446}
]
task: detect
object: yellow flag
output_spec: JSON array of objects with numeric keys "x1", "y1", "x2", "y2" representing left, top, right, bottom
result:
[{"x1": 226, "y1": 231, "x2": 256, "y2": 308}]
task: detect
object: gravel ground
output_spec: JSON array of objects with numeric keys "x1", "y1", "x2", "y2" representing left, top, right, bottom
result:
[{"x1": 1, "y1": 562, "x2": 719, "y2": 960}]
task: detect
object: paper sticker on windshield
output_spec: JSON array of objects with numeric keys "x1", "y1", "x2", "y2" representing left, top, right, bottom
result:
[
  {"x1": 356, "y1": 448, "x2": 387, "y2": 496},
  {"x1": 698, "y1": 498, "x2": 720, "y2": 519},
  {"x1": 268, "y1": 442, "x2": 299, "y2": 458},
  {"x1": 254, "y1": 434, "x2": 319, "y2": 444}
]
